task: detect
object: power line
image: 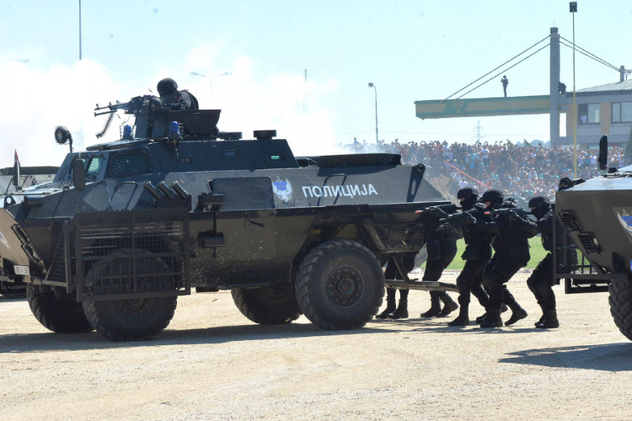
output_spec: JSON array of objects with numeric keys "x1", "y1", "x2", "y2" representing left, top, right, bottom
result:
[
  {"x1": 456, "y1": 43, "x2": 548, "y2": 99},
  {"x1": 559, "y1": 37, "x2": 619, "y2": 72},
  {"x1": 445, "y1": 35, "x2": 550, "y2": 101}
]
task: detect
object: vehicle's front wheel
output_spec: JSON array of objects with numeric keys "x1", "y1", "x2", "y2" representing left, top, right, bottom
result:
[
  {"x1": 296, "y1": 239, "x2": 384, "y2": 330},
  {"x1": 232, "y1": 285, "x2": 302, "y2": 325},
  {"x1": 27, "y1": 284, "x2": 93, "y2": 333},
  {"x1": 609, "y1": 279, "x2": 632, "y2": 341},
  {"x1": 82, "y1": 249, "x2": 177, "y2": 341},
  {"x1": 83, "y1": 296, "x2": 177, "y2": 342}
]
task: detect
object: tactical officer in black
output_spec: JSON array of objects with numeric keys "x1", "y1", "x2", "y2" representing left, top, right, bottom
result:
[
  {"x1": 520, "y1": 196, "x2": 559, "y2": 328},
  {"x1": 376, "y1": 253, "x2": 416, "y2": 319},
  {"x1": 479, "y1": 191, "x2": 534, "y2": 328},
  {"x1": 447, "y1": 188, "x2": 495, "y2": 327},
  {"x1": 419, "y1": 220, "x2": 459, "y2": 318},
  {"x1": 157, "y1": 78, "x2": 199, "y2": 110}
]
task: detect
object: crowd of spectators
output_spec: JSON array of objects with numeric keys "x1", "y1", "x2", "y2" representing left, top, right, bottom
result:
[{"x1": 342, "y1": 138, "x2": 629, "y2": 202}]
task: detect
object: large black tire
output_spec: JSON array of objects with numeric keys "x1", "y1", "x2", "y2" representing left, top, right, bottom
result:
[
  {"x1": 609, "y1": 279, "x2": 632, "y2": 341},
  {"x1": 26, "y1": 284, "x2": 93, "y2": 333},
  {"x1": 82, "y1": 250, "x2": 178, "y2": 341},
  {"x1": 296, "y1": 239, "x2": 384, "y2": 330},
  {"x1": 232, "y1": 285, "x2": 302, "y2": 325}
]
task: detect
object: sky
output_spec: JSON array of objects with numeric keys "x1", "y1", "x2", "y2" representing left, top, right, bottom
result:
[{"x1": 0, "y1": 0, "x2": 630, "y2": 168}]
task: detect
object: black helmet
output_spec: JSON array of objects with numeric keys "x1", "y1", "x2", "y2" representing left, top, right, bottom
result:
[
  {"x1": 529, "y1": 196, "x2": 551, "y2": 219},
  {"x1": 480, "y1": 190, "x2": 504, "y2": 207},
  {"x1": 157, "y1": 78, "x2": 178, "y2": 96},
  {"x1": 457, "y1": 187, "x2": 479, "y2": 210}
]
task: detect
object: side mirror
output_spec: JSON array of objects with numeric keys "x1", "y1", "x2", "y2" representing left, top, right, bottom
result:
[
  {"x1": 598, "y1": 135, "x2": 608, "y2": 171},
  {"x1": 72, "y1": 159, "x2": 86, "y2": 191}
]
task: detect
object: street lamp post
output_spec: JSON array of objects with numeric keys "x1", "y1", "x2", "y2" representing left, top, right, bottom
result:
[
  {"x1": 368, "y1": 83, "x2": 378, "y2": 143},
  {"x1": 570, "y1": 1, "x2": 578, "y2": 177},
  {"x1": 190, "y1": 71, "x2": 232, "y2": 90}
]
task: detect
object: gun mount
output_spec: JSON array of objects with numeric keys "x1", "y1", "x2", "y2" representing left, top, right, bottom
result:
[{"x1": 94, "y1": 95, "x2": 221, "y2": 139}]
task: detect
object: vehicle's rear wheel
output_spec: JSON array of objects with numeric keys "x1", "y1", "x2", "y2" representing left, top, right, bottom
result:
[
  {"x1": 609, "y1": 279, "x2": 632, "y2": 341},
  {"x1": 296, "y1": 239, "x2": 384, "y2": 330},
  {"x1": 27, "y1": 284, "x2": 93, "y2": 333},
  {"x1": 82, "y1": 250, "x2": 177, "y2": 341},
  {"x1": 232, "y1": 285, "x2": 302, "y2": 325}
]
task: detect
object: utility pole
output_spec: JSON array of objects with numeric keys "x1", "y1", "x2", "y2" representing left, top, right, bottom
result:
[
  {"x1": 368, "y1": 83, "x2": 378, "y2": 143},
  {"x1": 79, "y1": 0, "x2": 82, "y2": 60},
  {"x1": 570, "y1": 1, "x2": 578, "y2": 177}
]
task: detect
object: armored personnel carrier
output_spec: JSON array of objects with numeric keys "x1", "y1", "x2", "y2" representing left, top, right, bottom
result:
[
  {"x1": 0, "y1": 94, "x2": 451, "y2": 341},
  {"x1": 555, "y1": 135, "x2": 632, "y2": 341}
]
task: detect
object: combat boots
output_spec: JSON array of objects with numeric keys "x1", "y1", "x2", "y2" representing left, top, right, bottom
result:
[
  {"x1": 448, "y1": 305, "x2": 470, "y2": 327},
  {"x1": 437, "y1": 294, "x2": 459, "y2": 317},
  {"x1": 480, "y1": 308, "x2": 503, "y2": 328},
  {"x1": 475, "y1": 311, "x2": 489, "y2": 324},
  {"x1": 534, "y1": 304, "x2": 546, "y2": 327},
  {"x1": 478, "y1": 304, "x2": 507, "y2": 323},
  {"x1": 420, "y1": 293, "x2": 442, "y2": 318},
  {"x1": 376, "y1": 295, "x2": 396, "y2": 319},
  {"x1": 389, "y1": 298, "x2": 408, "y2": 319},
  {"x1": 505, "y1": 302, "x2": 528, "y2": 326},
  {"x1": 536, "y1": 310, "x2": 559, "y2": 329}
]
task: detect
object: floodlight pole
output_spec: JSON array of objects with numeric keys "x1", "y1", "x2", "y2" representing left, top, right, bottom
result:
[
  {"x1": 368, "y1": 83, "x2": 379, "y2": 143},
  {"x1": 570, "y1": 2, "x2": 577, "y2": 177},
  {"x1": 79, "y1": 0, "x2": 82, "y2": 60}
]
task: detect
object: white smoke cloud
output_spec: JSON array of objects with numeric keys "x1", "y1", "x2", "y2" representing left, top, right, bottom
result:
[
  {"x1": 0, "y1": 46, "x2": 344, "y2": 169},
  {"x1": 0, "y1": 59, "x2": 124, "y2": 168}
]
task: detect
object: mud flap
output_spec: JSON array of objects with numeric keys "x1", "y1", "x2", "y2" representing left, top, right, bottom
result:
[{"x1": 0, "y1": 209, "x2": 43, "y2": 281}]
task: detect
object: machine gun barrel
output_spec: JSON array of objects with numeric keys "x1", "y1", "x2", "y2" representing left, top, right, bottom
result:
[{"x1": 94, "y1": 100, "x2": 128, "y2": 116}]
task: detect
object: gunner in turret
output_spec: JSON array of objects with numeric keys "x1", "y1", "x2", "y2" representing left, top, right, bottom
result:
[{"x1": 157, "y1": 78, "x2": 199, "y2": 110}]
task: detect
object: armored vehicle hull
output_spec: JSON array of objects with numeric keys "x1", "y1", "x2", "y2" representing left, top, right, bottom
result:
[
  {"x1": 555, "y1": 164, "x2": 632, "y2": 341},
  {"x1": 0, "y1": 100, "x2": 450, "y2": 341}
]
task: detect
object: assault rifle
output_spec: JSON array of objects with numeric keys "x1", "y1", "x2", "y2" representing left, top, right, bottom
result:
[
  {"x1": 415, "y1": 203, "x2": 458, "y2": 219},
  {"x1": 493, "y1": 207, "x2": 533, "y2": 222},
  {"x1": 439, "y1": 210, "x2": 476, "y2": 226}
]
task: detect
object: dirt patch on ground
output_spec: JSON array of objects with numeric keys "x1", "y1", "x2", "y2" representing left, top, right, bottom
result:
[{"x1": 1, "y1": 273, "x2": 631, "y2": 421}]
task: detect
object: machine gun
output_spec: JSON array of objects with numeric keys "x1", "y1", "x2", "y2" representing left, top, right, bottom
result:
[
  {"x1": 94, "y1": 95, "x2": 163, "y2": 117},
  {"x1": 94, "y1": 95, "x2": 164, "y2": 138},
  {"x1": 93, "y1": 95, "x2": 222, "y2": 140}
]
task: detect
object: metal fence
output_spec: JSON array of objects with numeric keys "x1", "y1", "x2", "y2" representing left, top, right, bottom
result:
[{"x1": 73, "y1": 209, "x2": 190, "y2": 301}]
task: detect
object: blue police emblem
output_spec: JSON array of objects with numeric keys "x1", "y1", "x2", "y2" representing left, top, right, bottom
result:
[{"x1": 272, "y1": 178, "x2": 293, "y2": 203}]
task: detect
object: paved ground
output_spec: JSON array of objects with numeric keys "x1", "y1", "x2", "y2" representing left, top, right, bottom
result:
[{"x1": 1, "y1": 272, "x2": 631, "y2": 420}]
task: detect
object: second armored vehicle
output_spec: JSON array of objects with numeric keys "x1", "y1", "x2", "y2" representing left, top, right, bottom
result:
[{"x1": 555, "y1": 135, "x2": 632, "y2": 341}]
